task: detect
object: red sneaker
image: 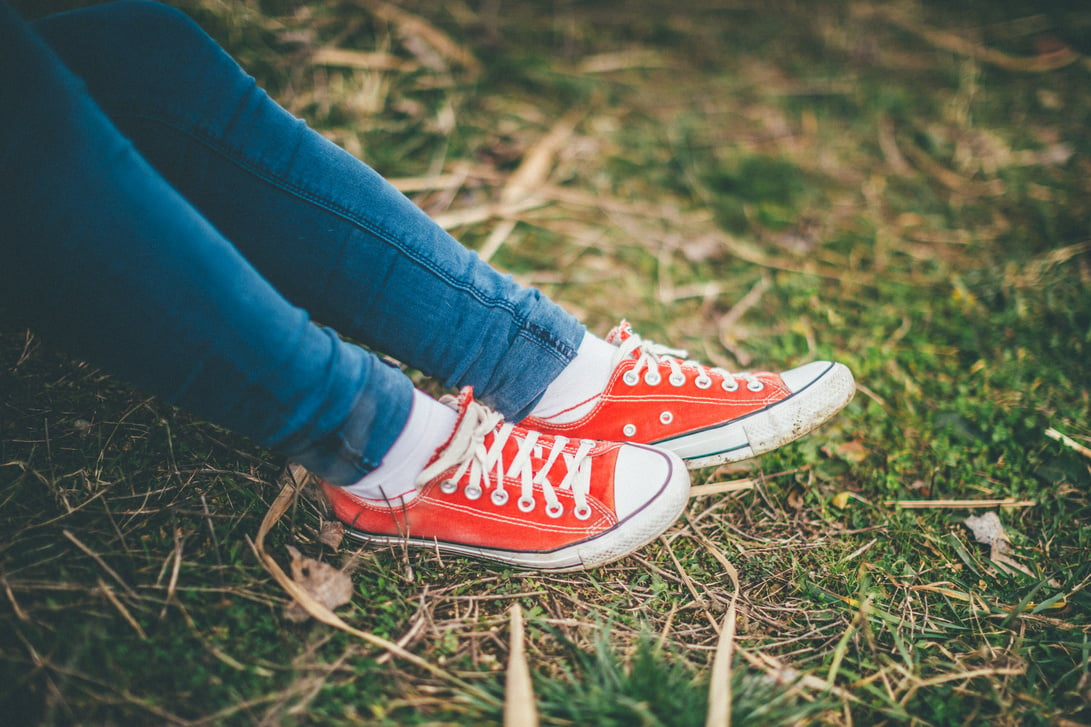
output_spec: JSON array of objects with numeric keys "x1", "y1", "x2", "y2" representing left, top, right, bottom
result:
[
  {"x1": 521, "y1": 321, "x2": 856, "y2": 469},
  {"x1": 321, "y1": 388, "x2": 689, "y2": 571}
]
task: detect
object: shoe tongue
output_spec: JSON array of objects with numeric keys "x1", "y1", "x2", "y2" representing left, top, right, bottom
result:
[
  {"x1": 422, "y1": 387, "x2": 477, "y2": 471},
  {"x1": 605, "y1": 319, "x2": 635, "y2": 346},
  {"x1": 454, "y1": 386, "x2": 475, "y2": 411}
]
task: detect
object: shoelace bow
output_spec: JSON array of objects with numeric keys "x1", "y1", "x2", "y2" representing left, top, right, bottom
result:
[
  {"x1": 416, "y1": 397, "x2": 596, "y2": 519},
  {"x1": 615, "y1": 331, "x2": 763, "y2": 392}
]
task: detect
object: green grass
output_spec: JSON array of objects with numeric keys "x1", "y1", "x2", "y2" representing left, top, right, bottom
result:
[{"x1": 3, "y1": 0, "x2": 1091, "y2": 724}]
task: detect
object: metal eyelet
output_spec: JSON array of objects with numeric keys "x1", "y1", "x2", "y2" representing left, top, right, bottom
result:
[
  {"x1": 573, "y1": 504, "x2": 592, "y2": 521},
  {"x1": 644, "y1": 370, "x2": 662, "y2": 386},
  {"x1": 660, "y1": 411, "x2": 674, "y2": 425},
  {"x1": 491, "y1": 489, "x2": 509, "y2": 506},
  {"x1": 439, "y1": 479, "x2": 458, "y2": 494},
  {"x1": 545, "y1": 502, "x2": 564, "y2": 519},
  {"x1": 669, "y1": 372, "x2": 686, "y2": 387},
  {"x1": 622, "y1": 423, "x2": 637, "y2": 437},
  {"x1": 623, "y1": 370, "x2": 640, "y2": 386},
  {"x1": 465, "y1": 484, "x2": 482, "y2": 500},
  {"x1": 747, "y1": 380, "x2": 765, "y2": 392},
  {"x1": 722, "y1": 378, "x2": 740, "y2": 392},
  {"x1": 695, "y1": 375, "x2": 712, "y2": 389},
  {"x1": 518, "y1": 496, "x2": 536, "y2": 513}
]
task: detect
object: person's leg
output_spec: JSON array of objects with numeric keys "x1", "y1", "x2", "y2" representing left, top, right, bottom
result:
[
  {"x1": 29, "y1": 1, "x2": 855, "y2": 473},
  {"x1": 0, "y1": 0, "x2": 413, "y2": 486},
  {"x1": 1, "y1": 2, "x2": 691, "y2": 571},
  {"x1": 32, "y1": 0, "x2": 585, "y2": 422}
]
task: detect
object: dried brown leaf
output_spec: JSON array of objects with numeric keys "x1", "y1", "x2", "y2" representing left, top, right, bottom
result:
[
  {"x1": 318, "y1": 519, "x2": 345, "y2": 550},
  {"x1": 964, "y1": 512, "x2": 1039, "y2": 579},
  {"x1": 822, "y1": 440, "x2": 869, "y2": 464},
  {"x1": 284, "y1": 545, "x2": 353, "y2": 623}
]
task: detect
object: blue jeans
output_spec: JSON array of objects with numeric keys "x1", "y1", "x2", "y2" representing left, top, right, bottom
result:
[{"x1": 0, "y1": 0, "x2": 584, "y2": 485}]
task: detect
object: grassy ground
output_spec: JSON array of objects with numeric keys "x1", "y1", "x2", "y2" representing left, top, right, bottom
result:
[{"x1": 3, "y1": 0, "x2": 1090, "y2": 724}]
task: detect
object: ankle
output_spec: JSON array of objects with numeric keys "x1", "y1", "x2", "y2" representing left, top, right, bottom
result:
[
  {"x1": 529, "y1": 331, "x2": 616, "y2": 422},
  {"x1": 342, "y1": 389, "x2": 456, "y2": 501}
]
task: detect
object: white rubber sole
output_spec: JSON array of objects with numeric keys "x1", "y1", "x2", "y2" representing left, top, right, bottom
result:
[
  {"x1": 342, "y1": 445, "x2": 690, "y2": 571},
  {"x1": 657, "y1": 361, "x2": 856, "y2": 469}
]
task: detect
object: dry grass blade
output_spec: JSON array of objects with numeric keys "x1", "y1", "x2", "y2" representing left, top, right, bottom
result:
[
  {"x1": 158, "y1": 527, "x2": 184, "y2": 620},
  {"x1": 689, "y1": 479, "x2": 756, "y2": 498},
  {"x1": 899, "y1": 138, "x2": 1005, "y2": 196},
  {"x1": 705, "y1": 556, "x2": 740, "y2": 727},
  {"x1": 717, "y1": 276, "x2": 770, "y2": 334},
  {"x1": 97, "y1": 578, "x2": 148, "y2": 640},
  {"x1": 504, "y1": 603, "x2": 539, "y2": 727},
  {"x1": 896, "y1": 666, "x2": 1027, "y2": 708},
  {"x1": 500, "y1": 112, "x2": 583, "y2": 205},
  {"x1": 577, "y1": 49, "x2": 674, "y2": 73},
  {"x1": 2, "y1": 578, "x2": 30, "y2": 622},
  {"x1": 375, "y1": 604, "x2": 429, "y2": 665},
  {"x1": 478, "y1": 221, "x2": 518, "y2": 262},
  {"x1": 886, "y1": 498, "x2": 1036, "y2": 509},
  {"x1": 1046, "y1": 427, "x2": 1091, "y2": 460},
  {"x1": 737, "y1": 649, "x2": 859, "y2": 703},
  {"x1": 480, "y1": 111, "x2": 584, "y2": 262},
  {"x1": 430, "y1": 197, "x2": 548, "y2": 232},
  {"x1": 251, "y1": 466, "x2": 498, "y2": 705},
  {"x1": 661, "y1": 535, "x2": 719, "y2": 630},
  {"x1": 311, "y1": 47, "x2": 414, "y2": 72},
  {"x1": 863, "y1": 5, "x2": 1083, "y2": 72},
  {"x1": 62, "y1": 529, "x2": 138, "y2": 599},
  {"x1": 361, "y1": 0, "x2": 481, "y2": 74},
  {"x1": 389, "y1": 169, "x2": 486, "y2": 194}
]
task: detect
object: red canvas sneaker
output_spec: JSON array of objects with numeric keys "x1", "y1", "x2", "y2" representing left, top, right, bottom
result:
[
  {"x1": 521, "y1": 321, "x2": 856, "y2": 469},
  {"x1": 321, "y1": 388, "x2": 690, "y2": 571}
]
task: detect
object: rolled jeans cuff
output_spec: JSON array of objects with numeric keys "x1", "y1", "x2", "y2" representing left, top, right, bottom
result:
[
  {"x1": 483, "y1": 317, "x2": 585, "y2": 422},
  {"x1": 279, "y1": 356, "x2": 414, "y2": 487}
]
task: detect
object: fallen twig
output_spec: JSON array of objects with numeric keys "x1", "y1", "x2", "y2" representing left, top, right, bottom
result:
[
  {"x1": 886, "y1": 499, "x2": 1035, "y2": 509},
  {"x1": 689, "y1": 479, "x2": 756, "y2": 498},
  {"x1": 504, "y1": 603, "x2": 539, "y2": 727},
  {"x1": 704, "y1": 541, "x2": 740, "y2": 727},
  {"x1": 480, "y1": 111, "x2": 584, "y2": 262},
  {"x1": 1046, "y1": 427, "x2": 1091, "y2": 460},
  {"x1": 863, "y1": 6, "x2": 1082, "y2": 73}
]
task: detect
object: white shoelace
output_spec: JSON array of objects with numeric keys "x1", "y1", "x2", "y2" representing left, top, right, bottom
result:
[
  {"x1": 615, "y1": 331, "x2": 764, "y2": 392},
  {"x1": 417, "y1": 397, "x2": 596, "y2": 520}
]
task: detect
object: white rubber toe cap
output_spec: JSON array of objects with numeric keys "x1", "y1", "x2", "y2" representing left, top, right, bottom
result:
[
  {"x1": 611, "y1": 444, "x2": 689, "y2": 521},
  {"x1": 781, "y1": 360, "x2": 846, "y2": 393}
]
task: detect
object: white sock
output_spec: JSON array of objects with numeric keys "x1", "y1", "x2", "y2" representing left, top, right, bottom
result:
[
  {"x1": 529, "y1": 332, "x2": 617, "y2": 423},
  {"x1": 342, "y1": 389, "x2": 457, "y2": 501}
]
